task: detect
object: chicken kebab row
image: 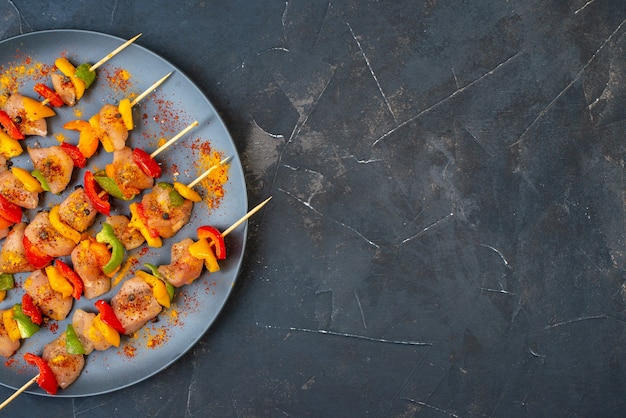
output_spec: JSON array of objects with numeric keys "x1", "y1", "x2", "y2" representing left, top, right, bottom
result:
[{"x1": 4, "y1": 221, "x2": 227, "y2": 394}]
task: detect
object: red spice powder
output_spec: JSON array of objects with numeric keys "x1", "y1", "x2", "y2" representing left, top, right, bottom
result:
[
  {"x1": 4, "y1": 358, "x2": 17, "y2": 368},
  {"x1": 122, "y1": 344, "x2": 137, "y2": 359}
]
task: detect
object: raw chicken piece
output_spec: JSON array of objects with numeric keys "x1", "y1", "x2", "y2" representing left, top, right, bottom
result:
[
  {"x1": 0, "y1": 170, "x2": 39, "y2": 209},
  {"x1": 0, "y1": 223, "x2": 36, "y2": 274},
  {"x1": 27, "y1": 146, "x2": 74, "y2": 194},
  {"x1": 4, "y1": 93, "x2": 47, "y2": 136},
  {"x1": 24, "y1": 211, "x2": 76, "y2": 257},
  {"x1": 23, "y1": 269, "x2": 73, "y2": 321},
  {"x1": 51, "y1": 73, "x2": 76, "y2": 106},
  {"x1": 158, "y1": 238, "x2": 204, "y2": 287},
  {"x1": 99, "y1": 104, "x2": 128, "y2": 150},
  {"x1": 58, "y1": 187, "x2": 97, "y2": 232},
  {"x1": 111, "y1": 276, "x2": 162, "y2": 335},
  {"x1": 141, "y1": 186, "x2": 193, "y2": 239},
  {"x1": 106, "y1": 214, "x2": 145, "y2": 250},
  {"x1": 72, "y1": 309, "x2": 113, "y2": 354},
  {"x1": 42, "y1": 335, "x2": 85, "y2": 390},
  {"x1": 107, "y1": 147, "x2": 154, "y2": 198},
  {"x1": 71, "y1": 240, "x2": 111, "y2": 299}
]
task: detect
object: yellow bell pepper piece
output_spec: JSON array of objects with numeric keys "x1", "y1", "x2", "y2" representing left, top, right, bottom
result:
[
  {"x1": 189, "y1": 238, "x2": 220, "y2": 273},
  {"x1": 55, "y1": 57, "x2": 85, "y2": 100},
  {"x1": 22, "y1": 95, "x2": 55, "y2": 120},
  {"x1": 118, "y1": 98, "x2": 133, "y2": 131},
  {"x1": 49, "y1": 205, "x2": 82, "y2": 244},
  {"x1": 65, "y1": 120, "x2": 99, "y2": 158},
  {"x1": 173, "y1": 181, "x2": 202, "y2": 202},
  {"x1": 128, "y1": 203, "x2": 162, "y2": 248},
  {"x1": 88, "y1": 114, "x2": 114, "y2": 152},
  {"x1": 0, "y1": 291, "x2": 5, "y2": 303},
  {"x1": 11, "y1": 167, "x2": 43, "y2": 192},
  {"x1": 0, "y1": 130, "x2": 23, "y2": 159},
  {"x1": 136, "y1": 271, "x2": 171, "y2": 308},
  {"x1": 45, "y1": 265, "x2": 74, "y2": 299},
  {"x1": 2, "y1": 309, "x2": 21, "y2": 342},
  {"x1": 92, "y1": 314, "x2": 120, "y2": 347}
]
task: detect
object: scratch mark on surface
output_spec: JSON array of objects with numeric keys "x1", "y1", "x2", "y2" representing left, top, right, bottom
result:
[
  {"x1": 269, "y1": 69, "x2": 335, "y2": 193},
  {"x1": 315, "y1": 1, "x2": 333, "y2": 48},
  {"x1": 281, "y1": 0, "x2": 290, "y2": 43},
  {"x1": 579, "y1": 246, "x2": 602, "y2": 271},
  {"x1": 373, "y1": 52, "x2": 522, "y2": 147},
  {"x1": 529, "y1": 347, "x2": 546, "y2": 358},
  {"x1": 480, "y1": 287, "x2": 515, "y2": 295},
  {"x1": 109, "y1": 0, "x2": 119, "y2": 30},
  {"x1": 509, "y1": 16, "x2": 626, "y2": 148},
  {"x1": 346, "y1": 21, "x2": 397, "y2": 123},
  {"x1": 280, "y1": 188, "x2": 381, "y2": 249},
  {"x1": 541, "y1": 314, "x2": 623, "y2": 331},
  {"x1": 341, "y1": 154, "x2": 384, "y2": 164},
  {"x1": 354, "y1": 290, "x2": 367, "y2": 329},
  {"x1": 400, "y1": 212, "x2": 454, "y2": 245},
  {"x1": 575, "y1": 0, "x2": 596, "y2": 14},
  {"x1": 451, "y1": 67, "x2": 460, "y2": 89},
  {"x1": 260, "y1": 323, "x2": 433, "y2": 346},
  {"x1": 7, "y1": 0, "x2": 30, "y2": 33},
  {"x1": 479, "y1": 244, "x2": 513, "y2": 269},
  {"x1": 251, "y1": 117, "x2": 285, "y2": 139},
  {"x1": 400, "y1": 398, "x2": 460, "y2": 417}
]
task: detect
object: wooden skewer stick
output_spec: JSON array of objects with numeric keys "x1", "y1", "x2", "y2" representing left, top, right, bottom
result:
[
  {"x1": 0, "y1": 374, "x2": 39, "y2": 410},
  {"x1": 89, "y1": 33, "x2": 142, "y2": 72},
  {"x1": 187, "y1": 156, "x2": 233, "y2": 189},
  {"x1": 221, "y1": 196, "x2": 272, "y2": 238},
  {"x1": 130, "y1": 72, "x2": 172, "y2": 107},
  {"x1": 151, "y1": 121, "x2": 199, "y2": 158}
]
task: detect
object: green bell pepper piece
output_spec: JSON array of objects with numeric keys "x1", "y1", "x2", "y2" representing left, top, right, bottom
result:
[
  {"x1": 31, "y1": 169, "x2": 50, "y2": 192},
  {"x1": 94, "y1": 175, "x2": 135, "y2": 200},
  {"x1": 0, "y1": 273, "x2": 14, "y2": 291},
  {"x1": 144, "y1": 263, "x2": 174, "y2": 300},
  {"x1": 13, "y1": 304, "x2": 40, "y2": 338},
  {"x1": 96, "y1": 223, "x2": 125, "y2": 275},
  {"x1": 65, "y1": 324, "x2": 85, "y2": 354},
  {"x1": 74, "y1": 63, "x2": 96, "y2": 88},
  {"x1": 157, "y1": 182, "x2": 184, "y2": 207}
]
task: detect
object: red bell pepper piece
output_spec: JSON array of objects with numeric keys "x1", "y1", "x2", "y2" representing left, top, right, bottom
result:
[
  {"x1": 34, "y1": 83, "x2": 64, "y2": 107},
  {"x1": 197, "y1": 225, "x2": 226, "y2": 260},
  {"x1": 0, "y1": 194, "x2": 22, "y2": 224},
  {"x1": 0, "y1": 109, "x2": 24, "y2": 140},
  {"x1": 55, "y1": 259, "x2": 83, "y2": 300},
  {"x1": 60, "y1": 142, "x2": 87, "y2": 168},
  {"x1": 21, "y1": 293, "x2": 42, "y2": 325},
  {"x1": 132, "y1": 147, "x2": 162, "y2": 178},
  {"x1": 84, "y1": 170, "x2": 110, "y2": 216},
  {"x1": 94, "y1": 299, "x2": 125, "y2": 334},
  {"x1": 23, "y1": 353, "x2": 58, "y2": 395},
  {"x1": 23, "y1": 235, "x2": 54, "y2": 269}
]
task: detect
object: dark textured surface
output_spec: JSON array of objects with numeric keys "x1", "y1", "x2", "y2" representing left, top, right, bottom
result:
[{"x1": 1, "y1": 0, "x2": 626, "y2": 416}]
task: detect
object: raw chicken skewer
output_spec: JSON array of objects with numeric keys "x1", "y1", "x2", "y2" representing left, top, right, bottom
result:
[{"x1": 39, "y1": 33, "x2": 142, "y2": 107}]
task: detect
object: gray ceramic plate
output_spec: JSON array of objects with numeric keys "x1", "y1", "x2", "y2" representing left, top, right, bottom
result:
[{"x1": 0, "y1": 30, "x2": 247, "y2": 396}]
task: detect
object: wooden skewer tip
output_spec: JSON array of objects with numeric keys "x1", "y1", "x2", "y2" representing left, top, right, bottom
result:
[
  {"x1": 0, "y1": 374, "x2": 39, "y2": 410},
  {"x1": 150, "y1": 120, "x2": 199, "y2": 158},
  {"x1": 186, "y1": 155, "x2": 232, "y2": 189},
  {"x1": 221, "y1": 196, "x2": 272, "y2": 237},
  {"x1": 89, "y1": 33, "x2": 142, "y2": 72},
  {"x1": 130, "y1": 72, "x2": 173, "y2": 107}
]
